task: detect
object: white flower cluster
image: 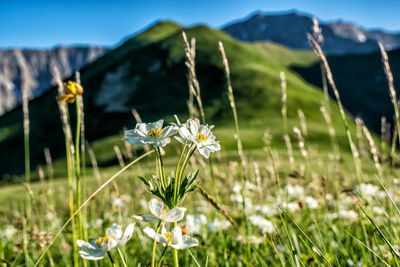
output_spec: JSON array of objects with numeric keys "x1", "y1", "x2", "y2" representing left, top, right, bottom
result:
[{"x1": 124, "y1": 117, "x2": 221, "y2": 158}]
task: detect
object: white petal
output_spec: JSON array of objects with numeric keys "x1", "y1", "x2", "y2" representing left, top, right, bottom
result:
[
  {"x1": 147, "y1": 120, "x2": 164, "y2": 131},
  {"x1": 143, "y1": 227, "x2": 168, "y2": 245},
  {"x1": 79, "y1": 249, "x2": 107, "y2": 260},
  {"x1": 174, "y1": 115, "x2": 182, "y2": 126},
  {"x1": 197, "y1": 145, "x2": 210, "y2": 158},
  {"x1": 120, "y1": 223, "x2": 135, "y2": 244},
  {"x1": 134, "y1": 123, "x2": 148, "y2": 137},
  {"x1": 179, "y1": 127, "x2": 196, "y2": 142},
  {"x1": 162, "y1": 207, "x2": 186, "y2": 222},
  {"x1": 188, "y1": 119, "x2": 199, "y2": 136},
  {"x1": 125, "y1": 137, "x2": 146, "y2": 146},
  {"x1": 161, "y1": 125, "x2": 178, "y2": 138},
  {"x1": 106, "y1": 239, "x2": 119, "y2": 250},
  {"x1": 143, "y1": 227, "x2": 157, "y2": 239},
  {"x1": 204, "y1": 141, "x2": 220, "y2": 152},
  {"x1": 154, "y1": 138, "x2": 171, "y2": 148},
  {"x1": 171, "y1": 226, "x2": 183, "y2": 246},
  {"x1": 76, "y1": 240, "x2": 98, "y2": 252},
  {"x1": 124, "y1": 129, "x2": 136, "y2": 137},
  {"x1": 132, "y1": 214, "x2": 159, "y2": 222},
  {"x1": 106, "y1": 224, "x2": 122, "y2": 240},
  {"x1": 149, "y1": 198, "x2": 164, "y2": 218}
]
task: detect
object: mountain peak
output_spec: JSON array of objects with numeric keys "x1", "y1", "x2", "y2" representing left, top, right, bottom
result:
[{"x1": 223, "y1": 10, "x2": 400, "y2": 54}]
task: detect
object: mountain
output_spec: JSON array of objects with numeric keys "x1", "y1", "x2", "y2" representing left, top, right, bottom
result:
[
  {"x1": 291, "y1": 49, "x2": 400, "y2": 133},
  {"x1": 0, "y1": 21, "x2": 350, "y2": 178},
  {"x1": 0, "y1": 46, "x2": 107, "y2": 115},
  {"x1": 223, "y1": 11, "x2": 400, "y2": 54}
]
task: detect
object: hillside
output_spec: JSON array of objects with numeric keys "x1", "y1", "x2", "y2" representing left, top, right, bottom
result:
[{"x1": 0, "y1": 21, "x2": 352, "y2": 179}]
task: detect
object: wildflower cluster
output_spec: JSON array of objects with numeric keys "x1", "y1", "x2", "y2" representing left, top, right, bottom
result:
[{"x1": 77, "y1": 116, "x2": 220, "y2": 266}]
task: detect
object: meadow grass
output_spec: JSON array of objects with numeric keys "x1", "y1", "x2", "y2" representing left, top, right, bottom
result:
[{"x1": 2, "y1": 21, "x2": 400, "y2": 267}]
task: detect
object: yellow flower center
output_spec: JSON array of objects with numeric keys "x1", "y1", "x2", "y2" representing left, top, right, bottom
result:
[
  {"x1": 147, "y1": 128, "x2": 163, "y2": 138},
  {"x1": 163, "y1": 232, "x2": 172, "y2": 243},
  {"x1": 95, "y1": 235, "x2": 111, "y2": 247},
  {"x1": 162, "y1": 209, "x2": 167, "y2": 216},
  {"x1": 196, "y1": 132, "x2": 208, "y2": 143}
]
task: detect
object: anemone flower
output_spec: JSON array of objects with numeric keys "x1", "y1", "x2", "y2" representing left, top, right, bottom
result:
[
  {"x1": 124, "y1": 120, "x2": 177, "y2": 148},
  {"x1": 133, "y1": 198, "x2": 186, "y2": 223},
  {"x1": 76, "y1": 223, "x2": 134, "y2": 260}
]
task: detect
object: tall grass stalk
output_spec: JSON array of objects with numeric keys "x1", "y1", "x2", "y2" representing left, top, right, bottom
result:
[
  {"x1": 182, "y1": 31, "x2": 216, "y2": 183},
  {"x1": 85, "y1": 140, "x2": 102, "y2": 184},
  {"x1": 114, "y1": 145, "x2": 126, "y2": 168},
  {"x1": 308, "y1": 34, "x2": 362, "y2": 181},
  {"x1": 283, "y1": 135, "x2": 295, "y2": 170},
  {"x1": 378, "y1": 42, "x2": 400, "y2": 167},
  {"x1": 22, "y1": 84, "x2": 32, "y2": 221},
  {"x1": 218, "y1": 40, "x2": 251, "y2": 261},
  {"x1": 320, "y1": 105, "x2": 340, "y2": 163}
]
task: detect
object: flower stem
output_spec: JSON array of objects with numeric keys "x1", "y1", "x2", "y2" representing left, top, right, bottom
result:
[
  {"x1": 157, "y1": 147, "x2": 167, "y2": 187},
  {"x1": 157, "y1": 246, "x2": 168, "y2": 267},
  {"x1": 173, "y1": 222, "x2": 179, "y2": 267},
  {"x1": 117, "y1": 248, "x2": 127, "y2": 267},
  {"x1": 154, "y1": 148, "x2": 166, "y2": 190},
  {"x1": 75, "y1": 97, "x2": 83, "y2": 241},
  {"x1": 174, "y1": 140, "x2": 188, "y2": 203},
  {"x1": 151, "y1": 221, "x2": 162, "y2": 267},
  {"x1": 107, "y1": 251, "x2": 116, "y2": 267},
  {"x1": 177, "y1": 145, "x2": 196, "y2": 195}
]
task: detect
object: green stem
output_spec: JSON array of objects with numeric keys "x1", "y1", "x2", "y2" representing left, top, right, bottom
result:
[
  {"x1": 157, "y1": 147, "x2": 167, "y2": 187},
  {"x1": 176, "y1": 145, "x2": 196, "y2": 198},
  {"x1": 75, "y1": 98, "x2": 83, "y2": 241},
  {"x1": 107, "y1": 251, "x2": 116, "y2": 267},
  {"x1": 117, "y1": 248, "x2": 127, "y2": 267},
  {"x1": 151, "y1": 221, "x2": 162, "y2": 267},
  {"x1": 157, "y1": 246, "x2": 169, "y2": 267},
  {"x1": 174, "y1": 140, "x2": 188, "y2": 203},
  {"x1": 173, "y1": 222, "x2": 179, "y2": 267},
  {"x1": 154, "y1": 148, "x2": 166, "y2": 190}
]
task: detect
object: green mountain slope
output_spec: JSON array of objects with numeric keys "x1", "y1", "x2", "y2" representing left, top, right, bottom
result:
[{"x1": 0, "y1": 21, "x2": 352, "y2": 178}]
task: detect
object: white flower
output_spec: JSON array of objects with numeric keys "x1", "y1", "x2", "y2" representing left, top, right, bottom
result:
[
  {"x1": 372, "y1": 206, "x2": 385, "y2": 215},
  {"x1": 77, "y1": 223, "x2": 134, "y2": 260},
  {"x1": 185, "y1": 214, "x2": 207, "y2": 234},
  {"x1": 236, "y1": 235, "x2": 264, "y2": 244},
  {"x1": 175, "y1": 117, "x2": 220, "y2": 158},
  {"x1": 249, "y1": 215, "x2": 275, "y2": 234},
  {"x1": 357, "y1": 183, "x2": 386, "y2": 200},
  {"x1": 124, "y1": 119, "x2": 177, "y2": 148},
  {"x1": 339, "y1": 210, "x2": 358, "y2": 221},
  {"x1": 208, "y1": 219, "x2": 231, "y2": 232},
  {"x1": 255, "y1": 204, "x2": 277, "y2": 217},
  {"x1": 1, "y1": 225, "x2": 17, "y2": 241},
  {"x1": 304, "y1": 196, "x2": 319, "y2": 209},
  {"x1": 133, "y1": 198, "x2": 186, "y2": 223},
  {"x1": 283, "y1": 184, "x2": 304, "y2": 197},
  {"x1": 143, "y1": 226, "x2": 198, "y2": 250},
  {"x1": 281, "y1": 201, "x2": 300, "y2": 213}
]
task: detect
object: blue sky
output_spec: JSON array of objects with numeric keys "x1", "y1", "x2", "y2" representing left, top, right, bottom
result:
[{"x1": 1, "y1": 0, "x2": 399, "y2": 48}]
